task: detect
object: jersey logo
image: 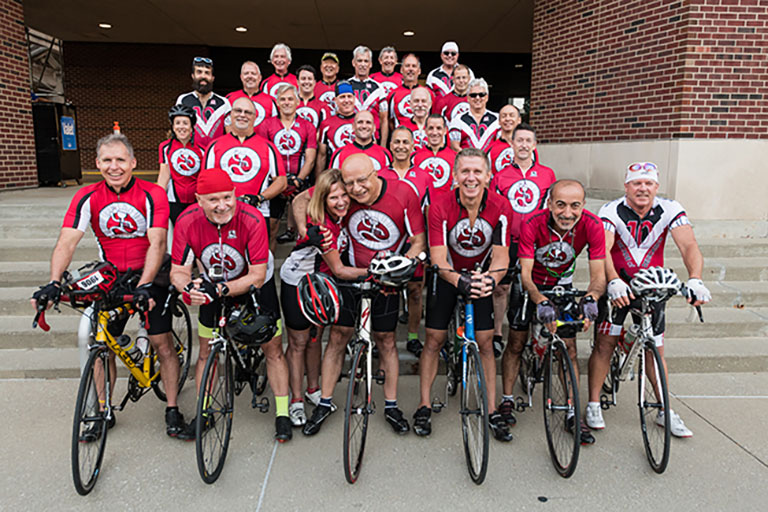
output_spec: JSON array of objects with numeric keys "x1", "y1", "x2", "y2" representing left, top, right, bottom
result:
[
  {"x1": 449, "y1": 102, "x2": 469, "y2": 121},
  {"x1": 332, "y1": 124, "x2": 355, "y2": 150},
  {"x1": 535, "y1": 241, "x2": 576, "y2": 268},
  {"x1": 413, "y1": 130, "x2": 427, "y2": 149},
  {"x1": 171, "y1": 148, "x2": 201, "y2": 177},
  {"x1": 268, "y1": 81, "x2": 286, "y2": 99},
  {"x1": 419, "y1": 157, "x2": 451, "y2": 189},
  {"x1": 494, "y1": 147, "x2": 515, "y2": 172},
  {"x1": 367, "y1": 156, "x2": 382, "y2": 171},
  {"x1": 507, "y1": 180, "x2": 541, "y2": 214},
  {"x1": 296, "y1": 106, "x2": 319, "y2": 127},
  {"x1": 220, "y1": 147, "x2": 261, "y2": 182},
  {"x1": 319, "y1": 91, "x2": 336, "y2": 111},
  {"x1": 274, "y1": 129, "x2": 302, "y2": 156},
  {"x1": 98, "y1": 203, "x2": 147, "y2": 239},
  {"x1": 251, "y1": 101, "x2": 267, "y2": 127},
  {"x1": 348, "y1": 210, "x2": 400, "y2": 251},
  {"x1": 448, "y1": 217, "x2": 493, "y2": 258},
  {"x1": 337, "y1": 227, "x2": 349, "y2": 252},
  {"x1": 396, "y1": 94, "x2": 412, "y2": 120},
  {"x1": 379, "y1": 81, "x2": 398, "y2": 96},
  {"x1": 201, "y1": 243, "x2": 245, "y2": 280}
]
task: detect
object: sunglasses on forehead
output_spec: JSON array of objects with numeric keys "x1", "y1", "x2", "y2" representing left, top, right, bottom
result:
[
  {"x1": 628, "y1": 162, "x2": 658, "y2": 172},
  {"x1": 468, "y1": 92, "x2": 487, "y2": 98},
  {"x1": 193, "y1": 56, "x2": 213, "y2": 66}
]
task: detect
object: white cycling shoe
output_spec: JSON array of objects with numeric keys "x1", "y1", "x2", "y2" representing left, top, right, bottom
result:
[
  {"x1": 289, "y1": 402, "x2": 307, "y2": 427},
  {"x1": 657, "y1": 409, "x2": 693, "y2": 438},
  {"x1": 585, "y1": 404, "x2": 605, "y2": 430}
]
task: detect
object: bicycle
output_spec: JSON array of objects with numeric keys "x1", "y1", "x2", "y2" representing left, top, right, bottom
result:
[
  {"x1": 599, "y1": 267, "x2": 703, "y2": 474},
  {"x1": 515, "y1": 286, "x2": 586, "y2": 478},
  {"x1": 195, "y1": 286, "x2": 274, "y2": 484},
  {"x1": 32, "y1": 261, "x2": 192, "y2": 495}
]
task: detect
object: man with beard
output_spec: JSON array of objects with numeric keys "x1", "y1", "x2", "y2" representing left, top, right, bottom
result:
[
  {"x1": 348, "y1": 45, "x2": 389, "y2": 144},
  {"x1": 295, "y1": 65, "x2": 330, "y2": 132},
  {"x1": 398, "y1": 86, "x2": 432, "y2": 150},
  {"x1": 389, "y1": 54, "x2": 434, "y2": 129},
  {"x1": 204, "y1": 97, "x2": 287, "y2": 221},
  {"x1": 329, "y1": 110, "x2": 391, "y2": 171},
  {"x1": 371, "y1": 46, "x2": 403, "y2": 96},
  {"x1": 434, "y1": 64, "x2": 471, "y2": 123},
  {"x1": 176, "y1": 57, "x2": 231, "y2": 149},
  {"x1": 262, "y1": 43, "x2": 299, "y2": 99},
  {"x1": 426, "y1": 41, "x2": 475, "y2": 98},
  {"x1": 226, "y1": 61, "x2": 278, "y2": 132},
  {"x1": 314, "y1": 52, "x2": 340, "y2": 114},
  {"x1": 487, "y1": 104, "x2": 522, "y2": 177},
  {"x1": 315, "y1": 81, "x2": 357, "y2": 174},
  {"x1": 449, "y1": 78, "x2": 499, "y2": 152},
  {"x1": 412, "y1": 114, "x2": 456, "y2": 194}
]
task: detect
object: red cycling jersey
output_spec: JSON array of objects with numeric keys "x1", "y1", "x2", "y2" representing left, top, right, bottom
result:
[
  {"x1": 490, "y1": 161, "x2": 556, "y2": 240},
  {"x1": 318, "y1": 114, "x2": 356, "y2": 156},
  {"x1": 314, "y1": 80, "x2": 337, "y2": 114},
  {"x1": 63, "y1": 178, "x2": 169, "y2": 273},
  {"x1": 449, "y1": 110, "x2": 500, "y2": 151},
  {"x1": 296, "y1": 96, "x2": 330, "y2": 129},
  {"x1": 158, "y1": 138, "x2": 205, "y2": 203},
  {"x1": 256, "y1": 116, "x2": 317, "y2": 176},
  {"x1": 388, "y1": 84, "x2": 435, "y2": 127},
  {"x1": 261, "y1": 73, "x2": 299, "y2": 99},
  {"x1": 203, "y1": 133, "x2": 285, "y2": 218},
  {"x1": 379, "y1": 166, "x2": 432, "y2": 212},
  {"x1": 435, "y1": 92, "x2": 470, "y2": 123},
  {"x1": 344, "y1": 177, "x2": 425, "y2": 268},
  {"x1": 412, "y1": 145, "x2": 457, "y2": 192},
  {"x1": 486, "y1": 139, "x2": 515, "y2": 177},
  {"x1": 330, "y1": 141, "x2": 392, "y2": 171},
  {"x1": 398, "y1": 118, "x2": 428, "y2": 150},
  {"x1": 171, "y1": 202, "x2": 269, "y2": 282},
  {"x1": 370, "y1": 71, "x2": 402, "y2": 97},
  {"x1": 429, "y1": 189, "x2": 511, "y2": 272},
  {"x1": 518, "y1": 209, "x2": 606, "y2": 286},
  {"x1": 225, "y1": 89, "x2": 277, "y2": 130}
]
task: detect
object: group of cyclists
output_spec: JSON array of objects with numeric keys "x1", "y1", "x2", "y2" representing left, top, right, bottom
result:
[{"x1": 33, "y1": 40, "x2": 712, "y2": 450}]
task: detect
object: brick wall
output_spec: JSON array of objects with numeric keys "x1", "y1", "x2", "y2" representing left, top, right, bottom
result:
[
  {"x1": 0, "y1": 0, "x2": 38, "y2": 189},
  {"x1": 530, "y1": 0, "x2": 768, "y2": 143},
  {"x1": 63, "y1": 42, "x2": 208, "y2": 171}
]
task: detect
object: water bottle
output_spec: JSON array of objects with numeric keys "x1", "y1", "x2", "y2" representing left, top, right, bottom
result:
[
  {"x1": 533, "y1": 324, "x2": 550, "y2": 359},
  {"x1": 115, "y1": 330, "x2": 147, "y2": 363},
  {"x1": 135, "y1": 327, "x2": 150, "y2": 357},
  {"x1": 618, "y1": 324, "x2": 641, "y2": 354}
]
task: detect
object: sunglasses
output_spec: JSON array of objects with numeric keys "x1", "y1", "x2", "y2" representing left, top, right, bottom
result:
[
  {"x1": 468, "y1": 92, "x2": 487, "y2": 98},
  {"x1": 193, "y1": 56, "x2": 213, "y2": 66},
  {"x1": 628, "y1": 162, "x2": 658, "y2": 172},
  {"x1": 443, "y1": 51, "x2": 457, "y2": 56}
]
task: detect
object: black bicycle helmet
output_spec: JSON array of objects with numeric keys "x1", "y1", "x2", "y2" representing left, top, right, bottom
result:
[
  {"x1": 168, "y1": 104, "x2": 196, "y2": 127},
  {"x1": 297, "y1": 272, "x2": 342, "y2": 326},
  {"x1": 226, "y1": 305, "x2": 278, "y2": 346}
]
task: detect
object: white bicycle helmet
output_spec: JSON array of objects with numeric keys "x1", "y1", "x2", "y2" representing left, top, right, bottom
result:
[
  {"x1": 369, "y1": 252, "x2": 417, "y2": 288},
  {"x1": 630, "y1": 267, "x2": 682, "y2": 301}
]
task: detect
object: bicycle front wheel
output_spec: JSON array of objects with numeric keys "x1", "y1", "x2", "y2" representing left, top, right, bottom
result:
[
  {"x1": 638, "y1": 341, "x2": 671, "y2": 473},
  {"x1": 461, "y1": 343, "x2": 489, "y2": 484},
  {"x1": 72, "y1": 347, "x2": 110, "y2": 495},
  {"x1": 195, "y1": 343, "x2": 234, "y2": 484},
  {"x1": 152, "y1": 299, "x2": 193, "y2": 401},
  {"x1": 343, "y1": 342, "x2": 369, "y2": 484},
  {"x1": 543, "y1": 341, "x2": 580, "y2": 478}
]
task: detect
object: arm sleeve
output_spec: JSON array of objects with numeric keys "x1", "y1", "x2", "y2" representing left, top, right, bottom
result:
[
  {"x1": 492, "y1": 201, "x2": 512, "y2": 247},
  {"x1": 62, "y1": 188, "x2": 93, "y2": 232},
  {"x1": 403, "y1": 185, "x2": 425, "y2": 236},
  {"x1": 171, "y1": 216, "x2": 194, "y2": 266},
  {"x1": 268, "y1": 141, "x2": 286, "y2": 177},
  {"x1": 586, "y1": 214, "x2": 607, "y2": 260},
  {"x1": 159, "y1": 141, "x2": 169, "y2": 165},
  {"x1": 146, "y1": 184, "x2": 170, "y2": 230},
  {"x1": 245, "y1": 211, "x2": 270, "y2": 265},
  {"x1": 517, "y1": 218, "x2": 537, "y2": 259},
  {"x1": 203, "y1": 141, "x2": 217, "y2": 170},
  {"x1": 427, "y1": 201, "x2": 446, "y2": 248},
  {"x1": 306, "y1": 124, "x2": 318, "y2": 149}
]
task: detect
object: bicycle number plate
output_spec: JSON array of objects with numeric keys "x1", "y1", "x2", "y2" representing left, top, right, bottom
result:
[{"x1": 76, "y1": 271, "x2": 104, "y2": 290}]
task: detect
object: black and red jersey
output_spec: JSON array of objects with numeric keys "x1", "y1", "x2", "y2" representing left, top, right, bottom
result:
[
  {"x1": 449, "y1": 110, "x2": 500, "y2": 151},
  {"x1": 158, "y1": 138, "x2": 205, "y2": 203},
  {"x1": 344, "y1": 177, "x2": 425, "y2": 268},
  {"x1": 428, "y1": 189, "x2": 511, "y2": 272},
  {"x1": 203, "y1": 133, "x2": 285, "y2": 218},
  {"x1": 370, "y1": 71, "x2": 402, "y2": 97},
  {"x1": 379, "y1": 166, "x2": 432, "y2": 213},
  {"x1": 435, "y1": 92, "x2": 470, "y2": 122},
  {"x1": 398, "y1": 118, "x2": 428, "y2": 150},
  {"x1": 599, "y1": 197, "x2": 689, "y2": 281},
  {"x1": 518, "y1": 209, "x2": 606, "y2": 286},
  {"x1": 348, "y1": 77, "x2": 388, "y2": 138},
  {"x1": 330, "y1": 141, "x2": 392, "y2": 171},
  {"x1": 314, "y1": 80, "x2": 337, "y2": 114},
  {"x1": 261, "y1": 73, "x2": 299, "y2": 98},
  {"x1": 296, "y1": 97, "x2": 330, "y2": 129},
  {"x1": 256, "y1": 116, "x2": 317, "y2": 175},
  {"x1": 171, "y1": 202, "x2": 269, "y2": 283},
  {"x1": 412, "y1": 145, "x2": 457, "y2": 192},
  {"x1": 175, "y1": 91, "x2": 231, "y2": 149},
  {"x1": 318, "y1": 114, "x2": 356, "y2": 156},
  {"x1": 490, "y1": 161, "x2": 556, "y2": 240},
  {"x1": 63, "y1": 178, "x2": 169, "y2": 273},
  {"x1": 225, "y1": 89, "x2": 278, "y2": 129},
  {"x1": 425, "y1": 65, "x2": 475, "y2": 97}
]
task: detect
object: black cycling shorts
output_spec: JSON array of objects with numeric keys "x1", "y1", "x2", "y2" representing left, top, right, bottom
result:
[
  {"x1": 107, "y1": 283, "x2": 171, "y2": 336},
  {"x1": 335, "y1": 281, "x2": 400, "y2": 333},
  {"x1": 281, "y1": 280, "x2": 311, "y2": 331},
  {"x1": 198, "y1": 277, "x2": 280, "y2": 330},
  {"x1": 596, "y1": 295, "x2": 666, "y2": 337},
  {"x1": 269, "y1": 196, "x2": 288, "y2": 221},
  {"x1": 425, "y1": 276, "x2": 494, "y2": 331}
]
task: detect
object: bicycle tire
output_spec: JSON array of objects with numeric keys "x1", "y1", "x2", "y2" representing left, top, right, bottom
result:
[
  {"x1": 343, "y1": 342, "x2": 369, "y2": 484},
  {"x1": 518, "y1": 343, "x2": 535, "y2": 397},
  {"x1": 638, "y1": 341, "x2": 671, "y2": 473},
  {"x1": 71, "y1": 347, "x2": 110, "y2": 495},
  {"x1": 195, "y1": 343, "x2": 234, "y2": 484},
  {"x1": 461, "y1": 342, "x2": 489, "y2": 485},
  {"x1": 543, "y1": 341, "x2": 581, "y2": 478},
  {"x1": 444, "y1": 317, "x2": 459, "y2": 397},
  {"x1": 152, "y1": 299, "x2": 193, "y2": 401}
]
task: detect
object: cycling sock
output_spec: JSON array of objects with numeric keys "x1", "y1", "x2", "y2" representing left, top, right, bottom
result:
[
  {"x1": 291, "y1": 397, "x2": 303, "y2": 404},
  {"x1": 275, "y1": 395, "x2": 289, "y2": 417},
  {"x1": 306, "y1": 386, "x2": 319, "y2": 394},
  {"x1": 587, "y1": 401, "x2": 600, "y2": 409},
  {"x1": 408, "y1": 332, "x2": 419, "y2": 341},
  {"x1": 165, "y1": 406, "x2": 178, "y2": 412},
  {"x1": 385, "y1": 400, "x2": 397, "y2": 409},
  {"x1": 320, "y1": 397, "x2": 333, "y2": 408},
  {"x1": 502, "y1": 394, "x2": 515, "y2": 402}
]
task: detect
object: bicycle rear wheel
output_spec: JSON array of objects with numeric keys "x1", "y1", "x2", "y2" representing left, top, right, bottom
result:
[
  {"x1": 72, "y1": 347, "x2": 110, "y2": 495},
  {"x1": 152, "y1": 299, "x2": 193, "y2": 401},
  {"x1": 638, "y1": 341, "x2": 671, "y2": 473},
  {"x1": 461, "y1": 343, "x2": 489, "y2": 485},
  {"x1": 196, "y1": 343, "x2": 234, "y2": 484},
  {"x1": 343, "y1": 342, "x2": 369, "y2": 484},
  {"x1": 543, "y1": 341, "x2": 580, "y2": 478}
]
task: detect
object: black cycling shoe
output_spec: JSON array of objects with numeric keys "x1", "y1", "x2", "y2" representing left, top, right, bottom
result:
[
  {"x1": 276, "y1": 229, "x2": 296, "y2": 244},
  {"x1": 165, "y1": 408, "x2": 187, "y2": 438},
  {"x1": 303, "y1": 404, "x2": 333, "y2": 436},
  {"x1": 413, "y1": 406, "x2": 432, "y2": 436},
  {"x1": 489, "y1": 412, "x2": 513, "y2": 442},
  {"x1": 385, "y1": 407, "x2": 410, "y2": 434},
  {"x1": 79, "y1": 421, "x2": 104, "y2": 443},
  {"x1": 566, "y1": 415, "x2": 596, "y2": 445},
  {"x1": 406, "y1": 338, "x2": 423, "y2": 358},
  {"x1": 498, "y1": 399, "x2": 517, "y2": 427},
  {"x1": 492, "y1": 335, "x2": 505, "y2": 358},
  {"x1": 275, "y1": 416, "x2": 293, "y2": 443}
]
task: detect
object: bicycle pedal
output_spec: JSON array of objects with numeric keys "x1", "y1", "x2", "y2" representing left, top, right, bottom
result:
[
  {"x1": 431, "y1": 398, "x2": 444, "y2": 412},
  {"x1": 600, "y1": 395, "x2": 615, "y2": 410},
  {"x1": 373, "y1": 369, "x2": 386, "y2": 385},
  {"x1": 253, "y1": 396, "x2": 270, "y2": 413},
  {"x1": 514, "y1": 396, "x2": 530, "y2": 412}
]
